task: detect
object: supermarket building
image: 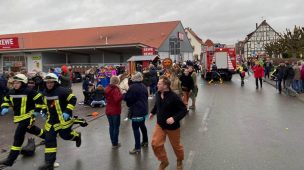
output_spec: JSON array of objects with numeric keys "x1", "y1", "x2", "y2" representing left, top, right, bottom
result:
[{"x1": 0, "y1": 21, "x2": 193, "y2": 73}]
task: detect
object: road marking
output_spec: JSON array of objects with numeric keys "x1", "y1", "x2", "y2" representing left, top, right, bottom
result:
[
  {"x1": 199, "y1": 107, "x2": 210, "y2": 132},
  {"x1": 185, "y1": 150, "x2": 195, "y2": 170}
]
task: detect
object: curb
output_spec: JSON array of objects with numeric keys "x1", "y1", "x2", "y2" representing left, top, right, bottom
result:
[{"x1": 263, "y1": 78, "x2": 304, "y2": 103}]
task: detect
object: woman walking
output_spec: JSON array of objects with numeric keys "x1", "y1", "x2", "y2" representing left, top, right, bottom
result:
[
  {"x1": 124, "y1": 72, "x2": 149, "y2": 154},
  {"x1": 105, "y1": 76, "x2": 123, "y2": 149}
]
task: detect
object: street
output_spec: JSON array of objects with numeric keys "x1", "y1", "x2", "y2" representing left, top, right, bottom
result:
[{"x1": 2, "y1": 74, "x2": 304, "y2": 170}]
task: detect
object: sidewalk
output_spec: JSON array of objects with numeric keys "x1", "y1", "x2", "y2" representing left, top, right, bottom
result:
[{"x1": 263, "y1": 78, "x2": 304, "y2": 102}]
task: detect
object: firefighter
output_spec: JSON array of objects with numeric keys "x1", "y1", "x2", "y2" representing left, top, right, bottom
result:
[
  {"x1": 236, "y1": 64, "x2": 246, "y2": 87},
  {"x1": 0, "y1": 74, "x2": 45, "y2": 168},
  {"x1": 208, "y1": 62, "x2": 223, "y2": 84},
  {"x1": 38, "y1": 73, "x2": 81, "y2": 170}
]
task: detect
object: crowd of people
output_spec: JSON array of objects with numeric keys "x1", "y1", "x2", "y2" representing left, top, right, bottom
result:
[
  {"x1": 237, "y1": 58, "x2": 304, "y2": 94},
  {"x1": 0, "y1": 59, "x2": 199, "y2": 170}
]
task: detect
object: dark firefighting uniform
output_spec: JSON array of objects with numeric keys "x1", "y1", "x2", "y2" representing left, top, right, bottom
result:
[
  {"x1": 1, "y1": 86, "x2": 45, "y2": 163},
  {"x1": 43, "y1": 85, "x2": 80, "y2": 165}
]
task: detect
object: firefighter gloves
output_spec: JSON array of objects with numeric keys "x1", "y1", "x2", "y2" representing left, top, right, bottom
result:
[
  {"x1": 1, "y1": 108, "x2": 9, "y2": 116},
  {"x1": 33, "y1": 112, "x2": 40, "y2": 118},
  {"x1": 63, "y1": 112, "x2": 70, "y2": 121}
]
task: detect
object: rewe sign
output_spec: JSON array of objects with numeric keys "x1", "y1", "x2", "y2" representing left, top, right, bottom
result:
[
  {"x1": 0, "y1": 37, "x2": 19, "y2": 49},
  {"x1": 142, "y1": 47, "x2": 155, "y2": 55}
]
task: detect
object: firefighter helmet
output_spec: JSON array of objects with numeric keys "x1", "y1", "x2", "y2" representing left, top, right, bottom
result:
[
  {"x1": 13, "y1": 74, "x2": 28, "y2": 84},
  {"x1": 44, "y1": 73, "x2": 59, "y2": 82}
]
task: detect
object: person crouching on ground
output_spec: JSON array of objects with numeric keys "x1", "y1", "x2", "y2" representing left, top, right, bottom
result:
[
  {"x1": 91, "y1": 85, "x2": 106, "y2": 107},
  {"x1": 150, "y1": 76, "x2": 187, "y2": 170}
]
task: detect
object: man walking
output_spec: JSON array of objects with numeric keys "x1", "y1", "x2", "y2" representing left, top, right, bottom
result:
[
  {"x1": 276, "y1": 63, "x2": 286, "y2": 94},
  {"x1": 150, "y1": 76, "x2": 187, "y2": 170}
]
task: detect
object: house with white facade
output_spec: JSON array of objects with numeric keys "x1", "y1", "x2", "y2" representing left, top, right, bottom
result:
[
  {"x1": 244, "y1": 20, "x2": 281, "y2": 58},
  {"x1": 185, "y1": 28, "x2": 204, "y2": 61}
]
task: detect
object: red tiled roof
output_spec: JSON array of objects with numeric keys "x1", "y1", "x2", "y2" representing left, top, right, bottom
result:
[
  {"x1": 204, "y1": 39, "x2": 214, "y2": 47},
  {"x1": 0, "y1": 21, "x2": 180, "y2": 51}
]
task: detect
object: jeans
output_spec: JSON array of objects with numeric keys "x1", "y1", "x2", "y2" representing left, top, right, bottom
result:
[
  {"x1": 277, "y1": 79, "x2": 283, "y2": 93},
  {"x1": 264, "y1": 68, "x2": 270, "y2": 79},
  {"x1": 91, "y1": 100, "x2": 106, "y2": 107},
  {"x1": 107, "y1": 115, "x2": 121, "y2": 146},
  {"x1": 292, "y1": 80, "x2": 302, "y2": 93},
  {"x1": 150, "y1": 84, "x2": 157, "y2": 95},
  {"x1": 132, "y1": 119, "x2": 148, "y2": 149}
]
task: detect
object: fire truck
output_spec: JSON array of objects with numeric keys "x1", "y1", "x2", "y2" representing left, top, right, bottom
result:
[{"x1": 201, "y1": 47, "x2": 236, "y2": 81}]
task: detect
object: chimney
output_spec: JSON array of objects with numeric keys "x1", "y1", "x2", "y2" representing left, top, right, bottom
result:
[{"x1": 256, "y1": 23, "x2": 258, "y2": 29}]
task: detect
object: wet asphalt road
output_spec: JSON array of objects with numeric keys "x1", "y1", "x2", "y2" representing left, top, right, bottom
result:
[{"x1": 3, "y1": 74, "x2": 304, "y2": 170}]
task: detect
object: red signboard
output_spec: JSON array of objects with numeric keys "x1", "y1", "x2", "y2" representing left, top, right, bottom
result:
[
  {"x1": 0, "y1": 37, "x2": 19, "y2": 49},
  {"x1": 142, "y1": 47, "x2": 155, "y2": 55}
]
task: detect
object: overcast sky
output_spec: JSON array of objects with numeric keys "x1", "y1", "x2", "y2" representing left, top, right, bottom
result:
[{"x1": 0, "y1": 0, "x2": 303, "y2": 44}]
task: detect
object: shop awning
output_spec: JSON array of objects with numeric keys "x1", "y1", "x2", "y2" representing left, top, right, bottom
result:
[{"x1": 127, "y1": 55, "x2": 159, "y2": 62}]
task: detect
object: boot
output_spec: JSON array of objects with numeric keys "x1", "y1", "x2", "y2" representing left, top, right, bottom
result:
[
  {"x1": 76, "y1": 133, "x2": 82, "y2": 147},
  {"x1": 158, "y1": 160, "x2": 169, "y2": 170},
  {"x1": 21, "y1": 138, "x2": 36, "y2": 156},
  {"x1": 176, "y1": 160, "x2": 183, "y2": 170},
  {"x1": 141, "y1": 142, "x2": 148, "y2": 148},
  {"x1": 0, "y1": 158, "x2": 14, "y2": 167},
  {"x1": 38, "y1": 162, "x2": 54, "y2": 170}
]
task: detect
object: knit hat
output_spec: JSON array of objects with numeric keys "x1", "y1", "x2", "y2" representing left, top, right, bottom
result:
[{"x1": 131, "y1": 72, "x2": 143, "y2": 82}]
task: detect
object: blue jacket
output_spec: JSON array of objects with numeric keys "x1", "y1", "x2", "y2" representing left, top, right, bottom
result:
[
  {"x1": 124, "y1": 82, "x2": 148, "y2": 118},
  {"x1": 0, "y1": 75, "x2": 8, "y2": 96},
  {"x1": 149, "y1": 68, "x2": 158, "y2": 85}
]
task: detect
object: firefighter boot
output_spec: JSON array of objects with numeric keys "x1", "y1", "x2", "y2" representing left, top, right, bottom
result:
[
  {"x1": 21, "y1": 138, "x2": 36, "y2": 156},
  {"x1": 76, "y1": 133, "x2": 81, "y2": 147},
  {"x1": 0, "y1": 149, "x2": 20, "y2": 167},
  {"x1": 0, "y1": 158, "x2": 14, "y2": 167},
  {"x1": 38, "y1": 162, "x2": 54, "y2": 170}
]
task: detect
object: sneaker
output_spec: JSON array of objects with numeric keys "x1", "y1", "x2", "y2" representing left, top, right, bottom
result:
[
  {"x1": 141, "y1": 142, "x2": 148, "y2": 148},
  {"x1": 158, "y1": 160, "x2": 169, "y2": 170},
  {"x1": 176, "y1": 160, "x2": 183, "y2": 170},
  {"x1": 148, "y1": 96, "x2": 153, "y2": 100},
  {"x1": 112, "y1": 143, "x2": 121, "y2": 149},
  {"x1": 54, "y1": 162, "x2": 60, "y2": 168},
  {"x1": 76, "y1": 133, "x2": 81, "y2": 147},
  {"x1": 124, "y1": 117, "x2": 129, "y2": 121},
  {"x1": 129, "y1": 149, "x2": 141, "y2": 155}
]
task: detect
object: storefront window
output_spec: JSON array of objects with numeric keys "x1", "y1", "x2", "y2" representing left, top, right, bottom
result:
[{"x1": 3, "y1": 55, "x2": 26, "y2": 72}]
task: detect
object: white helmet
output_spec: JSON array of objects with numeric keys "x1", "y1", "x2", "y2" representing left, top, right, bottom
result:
[
  {"x1": 13, "y1": 74, "x2": 28, "y2": 84},
  {"x1": 44, "y1": 73, "x2": 59, "y2": 82}
]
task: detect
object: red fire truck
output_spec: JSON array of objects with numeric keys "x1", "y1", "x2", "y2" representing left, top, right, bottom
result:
[{"x1": 201, "y1": 47, "x2": 236, "y2": 81}]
